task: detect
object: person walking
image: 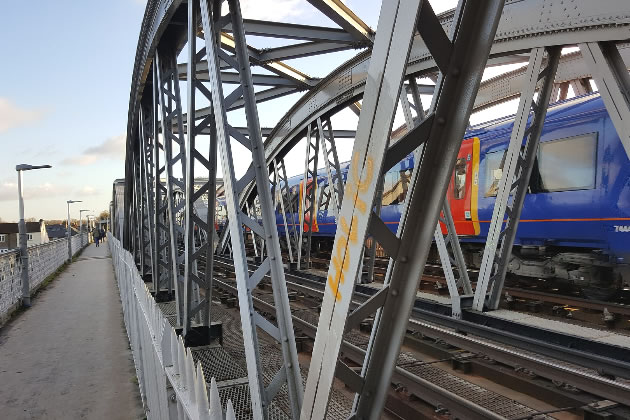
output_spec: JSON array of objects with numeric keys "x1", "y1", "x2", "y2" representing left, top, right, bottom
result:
[{"x1": 95, "y1": 230, "x2": 100, "y2": 247}]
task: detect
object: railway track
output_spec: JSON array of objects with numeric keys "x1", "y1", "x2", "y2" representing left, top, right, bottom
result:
[
  {"x1": 328, "y1": 252, "x2": 630, "y2": 322},
  {"x1": 208, "y1": 255, "x2": 630, "y2": 416}
]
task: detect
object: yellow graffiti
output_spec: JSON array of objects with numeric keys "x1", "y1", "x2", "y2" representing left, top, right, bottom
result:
[{"x1": 327, "y1": 152, "x2": 374, "y2": 301}]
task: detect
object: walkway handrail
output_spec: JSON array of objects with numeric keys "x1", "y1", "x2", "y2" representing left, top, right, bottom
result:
[
  {"x1": 0, "y1": 233, "x2": 88, "y2": 324},
  {"x1": 108, "y1": 233, "x2": 237, "y2": 420}
]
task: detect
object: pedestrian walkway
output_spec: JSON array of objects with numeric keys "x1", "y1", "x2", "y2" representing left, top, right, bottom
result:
[{"x1": 0, "y1": 243, "x2": 143, "y2": 419}]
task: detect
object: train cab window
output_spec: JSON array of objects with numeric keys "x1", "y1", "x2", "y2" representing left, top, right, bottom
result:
[
  {"x1": 484, "y1": 150, "x2": 504, "y2": 197},
  {"x1": 537, "y1": 133, "x2": 597, "y2": 192},
  {"x1": 453, "y1": 158, "x2": 467, "y2": 199}
]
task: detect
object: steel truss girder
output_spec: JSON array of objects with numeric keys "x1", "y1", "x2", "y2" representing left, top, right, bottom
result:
[
  {"x1": 473, "y1": 46, "x2": 561, "y2": 311},
  {"x1": 273, "y1": 158, "x2": 299, "y2": 265},
  {"x1": 198, "y1": 0, "x2": 303, "y2": 417},
  {"x1": 297, "y1": 123, "x2": 319, "y2": 270},
  {"x1": 301, "y1": 0, "x2": 504, "y2": 418},
  {"x1": 318, "y1": 117, "x2": 344, "y2": 220},
  {"x1": 305, "y1": 0, "x2": 374, "y2": 45},
  {"x1": 140, "y1": 108, "x2": 156, "y2": 284},
  {"x1": 237, "y1": 19, "x2": 356, "y2": 43},
  {"x1": 152, "y1": 71, "x2": 173, "y2": 299},
  {"x1": 138, "y1": 118, "x2": 154, "y2": 278},
  {"x1": 156, "y1": 50, "x2": 187, "y2": 325},
  {"x1": 398, "y1": 77, "x2": 472, "y2": 317},
  {"x1": 182, "y1": 0, "x2": 217, "y2": 336},
  {"x1": 580, "y1": 41, "x2": 630, "y2": 159}
]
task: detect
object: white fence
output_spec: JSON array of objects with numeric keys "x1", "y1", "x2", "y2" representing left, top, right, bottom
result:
[
  {"x1": 0, "y1": 233, "x2": 89, "y2": 323},
  {"x1": 108, "y1": 233, "x2": 237, "y2": 420}
]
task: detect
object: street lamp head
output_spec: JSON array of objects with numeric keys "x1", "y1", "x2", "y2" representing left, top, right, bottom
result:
[
  {"x1": 16, "y1": 164, "x2": 52, "y2": 171},
  {"x1": 80, "y1": 209, "x2": 90, "y2": 212},
  {"x1": 67, "y1": 200, "x2": 82, "y2": 204}
]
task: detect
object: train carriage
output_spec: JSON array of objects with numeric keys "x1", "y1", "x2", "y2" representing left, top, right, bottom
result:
[{"x1": 276, "y1": 93, "x2": 630, "y2": 298}]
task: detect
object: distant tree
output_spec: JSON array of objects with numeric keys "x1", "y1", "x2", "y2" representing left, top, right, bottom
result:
[
  {"x1": 25, "y1": 217, "x2": 37, "y2": 222},
  {"x1": 99, "y1": 210, "x2": 110, "y2": 221}
]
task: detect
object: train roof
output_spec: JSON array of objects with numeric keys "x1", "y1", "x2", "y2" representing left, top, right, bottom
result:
[
  {"x1": 284, "y1": 93, "x2": 606, "y2": 187},
  {"x1": 465, "y1": 93, "x2": 604, "y2": 138}
]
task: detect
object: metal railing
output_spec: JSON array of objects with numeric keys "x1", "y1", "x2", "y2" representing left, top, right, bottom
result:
[
  {"x1": 108, "y1": 233, "x2": 237, "y2": 420},
  {"x1": 0, "y1": 233, "x2": 88, "y2": 323}
]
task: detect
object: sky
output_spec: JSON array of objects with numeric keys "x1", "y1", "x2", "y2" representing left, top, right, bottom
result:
[{"x1": 0, "y1": 0, "x2": 462, "y2": 222}]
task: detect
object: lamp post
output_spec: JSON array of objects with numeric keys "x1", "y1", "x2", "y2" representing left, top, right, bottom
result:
[
  {"x1": 67, "y1": 200, "x2": 82, "y2": 261},
  {"x1": 79, "y1": 209, "x2": 90, "y2": 248},
  {"x1": 16, "y1": 164, "x2": 52, "y2": 307}
]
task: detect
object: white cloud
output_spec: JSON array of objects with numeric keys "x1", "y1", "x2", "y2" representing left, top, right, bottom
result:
[
  {"x1": 62, "y1": 134, "x2": 126, "y2": 166},
  {"x1": 77, "y1": 186, "x2": 99, "y2": 196},
  {"x1": 0, "y1": 98, "x2": 47, "y2": 134},
  {"x1": 0, "y1": 180, "x2": 70, "y2": 202}
]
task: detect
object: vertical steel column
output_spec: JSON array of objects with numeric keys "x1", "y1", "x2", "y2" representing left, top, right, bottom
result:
[
  {"x1": 199, "y1": 0, "x2": 303, "y2": 417},
  {"x1": 136, "y1": 155, "x2": 146, "y2": 276},
  {"x1": 473, "y1": 46, "x2": 561, "y2": 311},
  {"x1": 274, "y1": 159, "x2": 299, "y2": 266},
  {"x1": 156, "y1": 51, "x2": 187, "y2": 324},
  {"x1": 580, "y1": 42, "x2": 630, "y2": 159},
  {"x1": 133, "y1": 158, "x2": 143, "y2": 267},
  {"x1": 318, "y1": 117, "x2": 344, "y2": 220},
  {"x1": 297, "y1": 124, "x2": 319, "y2": 270},
  {"x1": 400, "y1": 80, "x2": 470, "y2": 314},
  {"x1": 152, "y1": 67, "x2": 173, "y2": 298},
  {"x1": 302, "y1": 1, "x2": 504, "y2": 417},
  {"x1": 182, "y1": 0, "x2": 218, "y2": 336},
  {"x1": 140, "y1": 107, "x2": 156, "y2": 284}
]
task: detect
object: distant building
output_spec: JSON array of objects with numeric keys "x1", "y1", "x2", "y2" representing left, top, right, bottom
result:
[
  {"x1": 0, "y1": 220, "x2": 49, "y2": 252},
  {"x1": 46, "y1": 224, "x2": 78, "y2": 240}
]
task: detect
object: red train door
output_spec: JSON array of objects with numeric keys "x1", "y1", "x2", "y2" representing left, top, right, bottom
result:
[{"x1": 440, "y1": 137, "x2": 480, "y2": 236}]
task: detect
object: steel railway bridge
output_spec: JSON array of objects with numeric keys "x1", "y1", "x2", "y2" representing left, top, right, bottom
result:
[{"x1": 112, "y1": 0, "x2": 630, "y2": 418}]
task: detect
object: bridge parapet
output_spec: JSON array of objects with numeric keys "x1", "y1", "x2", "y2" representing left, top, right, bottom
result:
[{"x1": 0, "y1": 234, "x2": 88, "y2": 324}]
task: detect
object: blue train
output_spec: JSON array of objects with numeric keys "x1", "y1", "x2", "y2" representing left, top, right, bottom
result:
[{"x1": 275, "y1": 94, "x2": 630, "y2": 298}]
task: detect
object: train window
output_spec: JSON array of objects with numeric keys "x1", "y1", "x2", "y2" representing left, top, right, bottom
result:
[
  {"x1": 537, "y1": 133, "x2": 597, "y2": 192},
  {"x1": 484, "y1": 150, "x2": 504, "y2": 197},
  {"x1": 382, "y1": 171, "x2": 404, "y2": 206},
  {"x1": 453, "y1": 158, "x2": 467, "y2": 199}
]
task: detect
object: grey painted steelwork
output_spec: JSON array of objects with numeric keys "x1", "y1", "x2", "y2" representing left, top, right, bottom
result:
[
  {"x1": 399, "y1": 76, "x2": 471, "y2": 317},
  {"x1": 297, "y1": 124, "x2": 319, "y2": 271},
  {"x1": 182, "y1": 0, "x2": 217, "y2": 336},
  {"x1": 151, "y1": 71, "x2": 173, "y2": 298},
  {"x1": 274, "y1": 159, "x2": 299, "y2": 265},
  {"x1": 317, "y1": 117, "x2": 344, "y2": 220},
  {"x1": 156, "y1": 51, "x2": 187, "y2": 325},
  {"x1": 198, "y1": 0, "x2": 303, "y2": 417},
  {"x1": 580, "y1": 41, "x2": 630, "y2": 159},
  {"x1": 302, "y1": 0, "x2": 504, "y2": 417},
  {"x1": 139, "y1": 108, "x2": 156, "y2": 284},
  {"x1": 473, "y1": 46, "x2": 561, "y2": 311},
  {"x1": 120, "y1": 1, "x2": 630, "y2": 419}
]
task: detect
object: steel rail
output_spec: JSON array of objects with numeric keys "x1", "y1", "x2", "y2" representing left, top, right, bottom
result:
[
  {"x1": 211, "y1": 277, "x2": 505, "y2": 420},
  {"x1": 504, "y1": 287, "x2": 630, "y2": 317},
  {"x1": 210, "y1": 256, "x2": 630, "y2": 405}
]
